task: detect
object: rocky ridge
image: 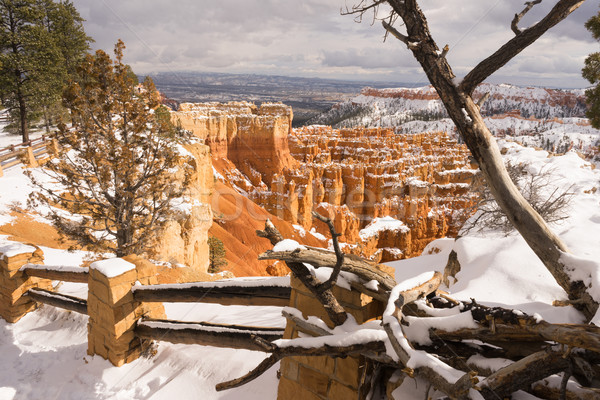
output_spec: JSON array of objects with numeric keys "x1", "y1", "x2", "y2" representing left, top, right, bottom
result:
[{"x1": 308, "y1": 83, "x2": 600, "y2": 159}]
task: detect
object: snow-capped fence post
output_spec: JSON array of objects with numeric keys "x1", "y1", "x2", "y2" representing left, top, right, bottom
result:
[
  {"x1": 0, "y1": 244, "x2": 52, "y2": 322},
  {"x1": 277, "y1": 274, "x2": 385, "y2": 400},
  {"x1": 87, "y1": 256, "x2": 165, "y2": 367}
]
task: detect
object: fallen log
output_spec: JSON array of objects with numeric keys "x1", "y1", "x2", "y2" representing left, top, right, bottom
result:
[
  {"x1": 26, "y1": 288, "x2": 87, "y2": 315},
  {"x1": 259, "y1": 247, "x2": 396, "y2": 291},
  {"x1": 256, "y1": 219, "x2": 348, "y2": 326},
  {"x1": 478, "y1": 347, "x2": 570, "y2": 399}
]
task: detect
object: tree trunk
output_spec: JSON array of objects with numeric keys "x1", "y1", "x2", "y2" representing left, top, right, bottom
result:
[{"x1": 384, "y1": 0, "x2": 597, "y2": 320}]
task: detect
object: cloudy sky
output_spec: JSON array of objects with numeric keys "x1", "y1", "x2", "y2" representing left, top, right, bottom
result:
[{"x1": 71, "y1": 0, "x2": 599, "y2": 88}]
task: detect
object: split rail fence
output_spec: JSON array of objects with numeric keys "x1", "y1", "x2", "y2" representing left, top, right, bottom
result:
[
  {"x1": 0, "y1": 247, "x2": 291, "y2": 367},
  {"x1": 0, "y1": 135, "x2": 59, "y2": 177}
]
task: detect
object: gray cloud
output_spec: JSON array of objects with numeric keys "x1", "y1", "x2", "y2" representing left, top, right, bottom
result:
[{"x1": 71, "y1": 0, "x2": 598, "y2": 88}]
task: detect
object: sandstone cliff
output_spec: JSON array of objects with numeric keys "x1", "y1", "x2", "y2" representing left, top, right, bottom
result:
[
  {"x1": 172, "y1": 102, "x2": 298, "y2": 184},
  {"x1": 172, "y1": 101, "x2": 478, "y2": 269},
  {"x1": 149, "y1": 142, "x2": 213, "y2": 276}
]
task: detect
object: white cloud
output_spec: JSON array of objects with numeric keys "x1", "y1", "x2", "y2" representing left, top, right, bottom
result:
[{"x1": 71, "y1": 0, "x2": 599, "y2": 88}]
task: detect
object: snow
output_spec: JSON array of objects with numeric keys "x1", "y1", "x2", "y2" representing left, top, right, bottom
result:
[
  {"x1": 90, "y1": 258, "x2": 134, "y2": 278},
  {"x1": 359, "y1": 216, "x2": 409, "y2": 240},
  {"x1": 0, "y1": 304, "x2": 280, "y2": 400},
  {"x1": 271, "y1": 239, "x2": 305, "y2": 252},
  {"x1": 0, "y1": 240, "x2": 37, "y2": 258},
  {"x1": 403, "y1": 312, "x2": 479, "y2": 345}
]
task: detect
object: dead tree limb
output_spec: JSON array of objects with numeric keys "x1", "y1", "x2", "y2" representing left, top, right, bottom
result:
[
  {"x1": 478, "y1": 347, "x2": 570, "y2": 399},
  {"x1": 259, "y1": 247, "x2": 396, "y2": 291},
  {"x1": 354, "y1": 0, "x2": 597, "y2": 320},
  {"x1": 511, "y1": 0, "x2": 543, "y2": 35},
  {"x1": 531, "y1": 380, "x2": 600, "y2": 400},
  {"x1": 256, "y1": 220, "x2": 348, "y2": 326},
  {"x1": 312, "y1": 211, "x2": 344, "y2": 291},
  {"x1": 383, "y1": 273, "x2": 479, "y2": 399},
  {"x1": 216, "y1": 338, "x2": 386, "y2": 391}
]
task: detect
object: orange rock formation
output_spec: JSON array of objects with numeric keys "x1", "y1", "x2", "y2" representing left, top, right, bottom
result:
[{"x1": 174, "y1": 102, "x2": 479, "y2": 268}]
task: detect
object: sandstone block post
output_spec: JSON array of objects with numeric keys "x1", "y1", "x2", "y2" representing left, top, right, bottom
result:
[
  {"x1": 277, "y1": 276, "x2": 384, "y2": 400},
  {"x1": 0, "y1": 243, "x2": 51, "y2": 323},
  {"x1": 87, "y1": 257, "x2": 165, "y2": 367}
]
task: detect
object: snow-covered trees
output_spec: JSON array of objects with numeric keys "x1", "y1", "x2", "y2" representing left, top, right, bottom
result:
[
  {"x1": 29, "y1": 41, "x2": 193, "y2": 257},
  {"x1": 0, "y1": 0, "x2": 90, "y2": 141}
]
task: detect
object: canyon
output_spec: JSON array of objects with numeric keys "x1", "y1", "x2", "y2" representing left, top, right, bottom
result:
[{"x1": 172, "y1": 102, "x2": 479, "y2": 274}]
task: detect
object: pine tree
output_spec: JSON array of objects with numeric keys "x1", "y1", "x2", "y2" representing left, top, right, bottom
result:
[
  {"x1": 28, "y1": 41, "x2": 193, "y2": 257},
  {"x1": 583, "y1": 8, "x2": 600, "y2": 129},
  {"x1": 0, "y1": 0, "x2": 90, "y2": 140},
  {"x1": 208, "y1": 236, "x2": 228, "y2": 273}
]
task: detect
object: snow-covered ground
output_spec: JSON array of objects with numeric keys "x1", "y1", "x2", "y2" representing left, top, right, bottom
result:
[
  {"x1": 0, "y1": 302, "x2": 281, "y2": 400},
  {"x1": 2, "y1": 112, "x2": 600, "y2": 398}
]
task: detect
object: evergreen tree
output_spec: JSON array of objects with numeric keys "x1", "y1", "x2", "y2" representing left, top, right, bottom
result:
[
  {"x1": 28, "y1": 41, "x2": 193, "y2": 257},
  {"x1": 583, "y1": 8, "x2": 600, "y2": 129},
  {"x1": 0, "y1": 0, "x2": 90, "y2": 140},
  {"x1": 208, "y1": 236, "x2": 227, "y2": 273}
]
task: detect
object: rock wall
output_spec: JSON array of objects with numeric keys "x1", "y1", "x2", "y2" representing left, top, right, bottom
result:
[
  {"x1": 255, "y1": 126, "x2": 479, "y2": 262},
  {"x1": 149, "y1": 142, "x2": 213, "y2": 276},
  {"x1": 172, "y1": 102, "x2": 298, "y2": 184},
  {"x1": 171, "y1": 101, "x2": 478, "y2": 267}
]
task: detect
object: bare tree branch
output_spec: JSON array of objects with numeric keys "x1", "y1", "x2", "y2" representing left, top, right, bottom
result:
[
  {"x1": 312, "y1": 211, "x2": 344, "y2": 291},
  {"x1": 511, "y1": 0, "x2": 543, "y2": 35},
  {"x1": 460, "y1": 0, "x2": 585, "y2": 94}
]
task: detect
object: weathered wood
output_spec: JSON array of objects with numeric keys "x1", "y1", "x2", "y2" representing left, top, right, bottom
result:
[
  {"x1": 479, "y1": 348, "x2": 569, "y2": 399},
  {"x1": 216, "y1": 338, "x2": 387, "y2": 392},
  {"x1": 381, "y1": 0, "x2": 596, "y2": 320},
  {"x1": 382, "y1": 274, "x2": 479, "y2": 400},
  {"x1": 256, "y1": 220, "x2": 348, "y2": 326},
  {"x1": 312, "y1": 211, "x2": 344, "y2": 291},
  {"x1": 132, "y1": 285, "x2": 291, "y2": 306},
  {"x1": 255, "y1": 219, "x2": 283, "y2": 246},
  {"x1": 531, "y1": 381, "x2": 600, "y2": 400},
  {"x1": 22, "y1": 264, "x2": 89, "y2": 283},
  {"x1": 135, "y1": 319, "x2": 284, "y2": 351},
  {"x1": 142, "y1": 318, "x2": 284, "y2": 333},
  {"x1": 259, "y1": 247, "x2": 396, "y2": 291},
  {"x1": 282, "y1": 309, "x2": 332, "y2": 337},
  {"x1": 216, "y1": 355, "x2": 279, "y2": 391},
  {"x1": 395, "y1": 271, "x2": 442, "y2": 309},
  {"x1": 26, "y1": 288, "x2": 87, "y2": 315}
]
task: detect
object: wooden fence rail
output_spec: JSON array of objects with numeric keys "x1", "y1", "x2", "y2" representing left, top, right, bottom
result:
[
  {"x1": 135, "y1": 318, "x2": 284, "y2": 351},
  {"x1": 0, "y1": 134, "x2": 58, "y2": 176},
  {"x1": 21, "y1": 264, "x2": 89, "y2": 283},
  {"x1": 26, "y1": 288, "x2": 88, "y2": 315},
  {"x1": 132, "y1": 282, "x2": 291, "y2": 307}
]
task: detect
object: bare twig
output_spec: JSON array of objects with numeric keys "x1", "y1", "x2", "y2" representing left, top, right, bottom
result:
[
  {"x1": 460, "y1": 0, "x2": 585, "y2": 94},
  {"x1": 511, "y1": 0, "x2": 543, "y2": 35},
  {"x1": 312, "y1": 211, "x2": 344, "y2": 291}
]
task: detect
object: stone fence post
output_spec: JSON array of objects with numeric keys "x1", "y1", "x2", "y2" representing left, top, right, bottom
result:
[
  {"x1": 277, "y1": 276, "x2": 385, "y2": 400},
  {"x1": 0, "y1": 244, "x2": 51, "y2": 322},
  {"x1": 87, "y1": 256, "x2": 165, "y2": 366}
]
